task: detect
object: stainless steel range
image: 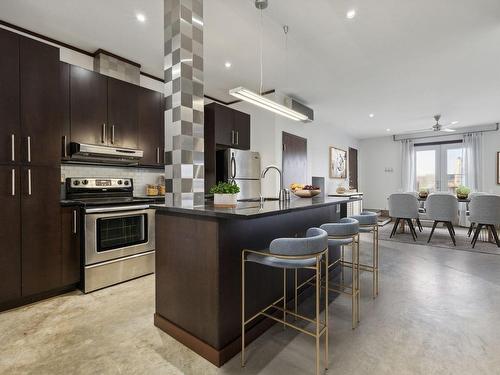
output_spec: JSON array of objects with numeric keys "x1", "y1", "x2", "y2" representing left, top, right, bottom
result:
[{"x1": 66, "y1": 177, "x2": 156, "y2": 293}]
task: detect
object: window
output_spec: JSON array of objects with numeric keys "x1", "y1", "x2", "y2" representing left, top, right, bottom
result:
[{"x1": 415, "y1": 142, "x2": 463, "y2": 193}]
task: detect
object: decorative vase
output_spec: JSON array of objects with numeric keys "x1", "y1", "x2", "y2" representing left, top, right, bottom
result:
[
  {"x1": 214, "y1": 193, "x2": 238, "y2": 208},
  {"x1": 336, "y1": 186, "x2": 346, "y2": 194},
  {"x1": 419, "y1": 192, "x2": 428, "y2": 199},
  {"x1": 457, "y1": 193, "x2": 468, "y2": 200}
]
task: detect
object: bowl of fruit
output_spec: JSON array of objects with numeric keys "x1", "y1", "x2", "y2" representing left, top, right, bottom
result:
[{"x1": 290, "y1": 183, "x2": 321, "y2": 198}]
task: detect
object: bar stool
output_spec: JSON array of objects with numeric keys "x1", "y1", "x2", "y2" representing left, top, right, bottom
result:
[
  {"x1": 350, "y1": 211, "x2": 379, "y2": 298},
  {"x1": 320, "y1": 218, "x2": 360, "y2": 329},
  {"x1": 241, "y1": 228, "x2": 329, "y2": 375}
]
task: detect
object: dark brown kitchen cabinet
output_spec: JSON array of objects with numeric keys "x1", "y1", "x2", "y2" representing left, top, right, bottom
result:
[
  {"x1": 61, "y1": 206, "x2": 81, "y2": 286},
  {"x1": 0, "y1": 28, "x2": 20, "y2": 164},
  {"x1": 60, "y1": 62, "x2": 71, "y2": 160},
  {"x1": 138, "y1": 87, "x2": 164, "y2": 166},
  {"x1": 21, "y1": 166, "x2": 62, "y2": 296},
  {"x1": 108, "y1": 78, "x2": 139, "y2": 149},
  {"x1": 233, "y1": 109, "x2": 251, "y2": 150},
  {"x1": 70, "y1": 65, "x2": 108, "y2": 146},
  {"x1": 205, "y1": 102, "x2": 250, "y2": 150},
  {"x1": 0, "y1": 166, "x2": 21, "y2": 304},
  {"x1": 20, "y1": 37, "x2": 61, "y2": 166}
]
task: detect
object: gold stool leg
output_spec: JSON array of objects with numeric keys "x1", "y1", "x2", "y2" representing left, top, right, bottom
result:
[
  {"x1": 315, "y1": 256, "x2": 320, "y2": 375},
  {"x1": 341, "y1": 245, "x2": 345, "y2": 284},
  {"x1": 351, "y1": 238, "x2": 356, "y2": 329},
  {"x1": 372, "y1": 226, "x2": 376, "y2": 299},
  {"x1": 324, "y1": 250, "x2": 329, "y2": 370},
  {"x1": 294, "y1": 268, "x2": 298, "y2": 321},
  {"x1": 241, "y1": 251, "x2": 245, "y2": 367},
  {"x1": 283, "y1": 268, "x2": 287, "y2": 330},
  {"x1": 356, "y1": 234, "x2": 361, "y2": 324}
]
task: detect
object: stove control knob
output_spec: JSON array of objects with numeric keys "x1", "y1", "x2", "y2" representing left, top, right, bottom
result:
[
  {"x1": 82, "y1": 179, "x2": 89, "y2": 185},
  {"x1": 73, "y1": 180, "x2": 80, "y2": 186},
  {"x1": 117, "y1": 180, "x2": 123, "y2": 185},
  {"x1": 124, "y1": 180, "x2": 130, "y2": 186}
]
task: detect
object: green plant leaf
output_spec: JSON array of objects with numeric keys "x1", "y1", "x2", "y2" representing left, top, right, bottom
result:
[{"x1": 209, "y1": 181, "x2": 240, "y2": 194}]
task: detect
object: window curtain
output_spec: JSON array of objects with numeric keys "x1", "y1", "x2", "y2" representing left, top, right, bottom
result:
[
  {"x1": 459, "y1": 132, "x2": 483, "y2": 226},
  {"x1": 401, "y1": 139, "x2": 416, "y2": 192}
]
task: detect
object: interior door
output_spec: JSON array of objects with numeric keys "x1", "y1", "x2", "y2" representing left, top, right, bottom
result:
[
  {"x1": 20, "y1": 36, "x2": 61, "y2": 166},
  {"x1": 21, "y1": 166, "x2": 62, "y2": 296},
  {"x1": 348, "y1": 147, "x2": 358, "y2": 190},
  {"x1": 0, "y1": 166, "x2": 21, "y2": 303},
  {"x1": 107, "y1": 78, "x2": 139, "y2": 149},
  {"x1": 0, "y1": 28, "x2": 20, "y2": 164},
  {"x1": 70, "y1": 66, "x2": 108, "y2": 145},
  {"x1": 282, "y1": 132, "x2": 307, "y2": 189}
]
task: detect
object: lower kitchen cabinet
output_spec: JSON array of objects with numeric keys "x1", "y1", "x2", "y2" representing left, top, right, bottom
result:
[
  {"x1": 61, "y1": 206, "x2": 81, "y2": 286},
  {"x1": 0, "y1": 166, "x2": 21, "y2": 304},
  {"x1": 20, "y1": 166, "x2": 62, "y2": 296}
]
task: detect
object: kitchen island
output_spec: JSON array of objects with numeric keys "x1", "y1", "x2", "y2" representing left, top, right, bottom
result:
[{"x1": 153, "y1": 196, "x2": 361, "y2": 366}]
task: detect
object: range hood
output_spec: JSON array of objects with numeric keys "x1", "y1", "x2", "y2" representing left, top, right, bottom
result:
[{"x1": 69, "y1": 143, "x2": 144, "y2": 165}]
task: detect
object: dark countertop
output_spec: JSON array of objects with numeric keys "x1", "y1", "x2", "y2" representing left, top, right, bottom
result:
[{"x1": 153, "y1": 196, "x2": 362, "y2": 219}]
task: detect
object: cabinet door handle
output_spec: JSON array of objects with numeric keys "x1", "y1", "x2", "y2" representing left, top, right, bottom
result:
[
  {"x1": 62, "y1": 136, "x2": 68, "y2": 158},
  {"x1": 111, "y1": 125, "x2": 115, "y2": 144},
  {"x1": 156, "y1": 147, "x2": 160, "y2": 164},
  {"x1": 27, "y1": 169, "x2": 32, "y2": 196},
  {"x1": 11, "y1": 134, "x2": 15, "y2": 162},
  {"x1": 235, "y1": 131, "x2": 239, "y2": 146},
  {"x1": 102, "y1": 123, "x2": 107, "y2": 144},
  {"x1": 27, "y1": 136, "x2": 31, "y2": 162},
  {"x1": 11, "y1": 169, "x2": 15, "y2": 196},
  {"x1": 231, "y1": 130, "x2": 234, "y2": 144},
  {"x1": 73, "y1": 210, "x2": 77, "y2": 234}
]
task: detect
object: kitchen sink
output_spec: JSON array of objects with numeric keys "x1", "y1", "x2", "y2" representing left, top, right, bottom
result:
[{"x1": 238, "y1": 197, "x2": 280, "y2": 202}]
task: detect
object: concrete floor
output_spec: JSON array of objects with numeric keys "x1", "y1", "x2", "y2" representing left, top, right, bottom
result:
[{"x1": 1, "y1": 235, "x2": 500, "y2": 375}]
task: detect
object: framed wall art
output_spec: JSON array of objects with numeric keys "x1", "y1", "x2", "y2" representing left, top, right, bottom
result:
[{"x1": 329, "y1": 146, "x2": 347, "y2": 179}]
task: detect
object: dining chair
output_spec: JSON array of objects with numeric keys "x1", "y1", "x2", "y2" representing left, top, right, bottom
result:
[
  {"x1": 469, "y1": 194, "x2": 500, "y2": 248},
  {"x1": 466, "y1": 192, "x2": 487, "y2": 237},
  {"x1": 388, "y1": 193, "x2": 420, "y2": 241},
  {"x1": 425, "y1": 193, "x2": 459, "y2": 246}
]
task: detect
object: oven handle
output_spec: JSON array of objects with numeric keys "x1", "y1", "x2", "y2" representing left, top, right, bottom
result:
[{"x1": 84, "y1": 204, "x2": 151, "y2": 213}]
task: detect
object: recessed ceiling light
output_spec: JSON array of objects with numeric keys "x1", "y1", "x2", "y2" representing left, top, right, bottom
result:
[
  {"x1": 346, "y1": 9, "x2": 356, "y2": 19},
  {"x1": 369, "y1": 113, "x2": 374, "y2": 118},
  {"x1": 136, "y1": 13, "x2": 146, "y2": 23},
  {"x1": 386, "y1": 128, "x2": 391, "y2": 132},
  {"x1": 451, "y1": 121, "x2": 459, "y2": 125},
  {"x1": 225, "y1": 61, "x2": 232, "y2": 69}
]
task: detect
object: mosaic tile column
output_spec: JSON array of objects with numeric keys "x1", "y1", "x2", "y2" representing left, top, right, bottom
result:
[{"x1": 164, "y1": 0, "x2": 204, "y2": 207}]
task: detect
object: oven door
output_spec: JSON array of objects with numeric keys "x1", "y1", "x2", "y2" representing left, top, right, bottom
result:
[{"x1": 84, "y1": 205, "x2": 155, "y2": 265}]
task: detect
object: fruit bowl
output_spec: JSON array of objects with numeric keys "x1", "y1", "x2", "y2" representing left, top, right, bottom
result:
[{"x1": 293, "y1": 189, "x2": 321, "y2": 198}]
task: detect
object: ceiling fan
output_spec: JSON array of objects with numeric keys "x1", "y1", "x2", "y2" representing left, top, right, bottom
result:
[{"x1": 413, "y1": 114, "x2": 458, "y2": 133}]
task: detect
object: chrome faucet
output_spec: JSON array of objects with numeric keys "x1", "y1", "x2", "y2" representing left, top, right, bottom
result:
[{"x1": 261, "y1": 165, "x2": 289, "y2": 201}]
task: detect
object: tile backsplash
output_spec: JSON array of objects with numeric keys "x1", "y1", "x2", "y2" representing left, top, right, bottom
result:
[{"x1": 61, "y1": 164, "x2": 164, "y2": 197}]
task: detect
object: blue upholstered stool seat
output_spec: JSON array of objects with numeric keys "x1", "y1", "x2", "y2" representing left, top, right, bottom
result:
[
  {"x1": 246, "y1": 252, "x2": 318, "y2": 268},
  {"x1": 320, "y1": 217, "x2": 359, "y2": 236},
  {"x1": 350, "y1": 211, "x2": 378, "y2": 226}
]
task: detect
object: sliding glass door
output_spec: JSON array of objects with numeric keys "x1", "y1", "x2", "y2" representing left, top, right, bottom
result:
[{"x1": 415, "y1": 142, "x2": 463, "y2": 193}]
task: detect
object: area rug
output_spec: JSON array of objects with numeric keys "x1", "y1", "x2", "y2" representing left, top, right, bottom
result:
[{"x1": 378, "y1": 222, "x2": 500, "y2": 256}]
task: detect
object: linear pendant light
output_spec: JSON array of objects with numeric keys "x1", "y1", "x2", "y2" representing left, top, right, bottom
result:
[
  {"x1": 229, "y1": 87, "x2": 308, "y2": 121},
  {"x1": 229, "y1": 0, "x2": 310, "y2": 122}
]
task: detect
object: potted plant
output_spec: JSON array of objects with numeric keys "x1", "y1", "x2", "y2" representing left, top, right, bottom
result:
[
  {"x1": 418, "y1": 188, "x2": 429, "y2": 198},
  {"x1": 456, "y1": 185, "x2": 471, "y2": 200},
  {"x1": 210, "y1": 182, "x2": 240, "y2": 208}
]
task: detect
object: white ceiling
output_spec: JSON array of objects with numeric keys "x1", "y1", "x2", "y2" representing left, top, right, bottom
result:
[{"x1": 1, "y1": 0, "x2": 500, "y2": 138}]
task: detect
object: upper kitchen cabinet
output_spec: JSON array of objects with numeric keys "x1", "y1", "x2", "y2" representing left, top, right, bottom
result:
[
  {"x1": 60, "y1": 62, "x2": 71, "y2": 159},
  {"x1": 205, "y1": 102, "x2": 250, "y2": 150},
  {"x1": 138, "y1": 87, "x2": 164, "y2": 166},
  {"x1": 70, "y1": 66, "x2": 108, "y2": 146},
  {"x1": 107, "y1": 78, "x2": 139, "y2": 149},
  {"x1": 20, "y1": 36, "x2": 61, "y2": 166},
  {"x1": 0, "y1": 28, "x2": 20, "y2": 165}
]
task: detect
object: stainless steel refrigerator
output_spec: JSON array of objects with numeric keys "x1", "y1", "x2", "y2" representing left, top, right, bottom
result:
[{"x1": 224, "y1": 148, "x2": 261, "y2": 200}]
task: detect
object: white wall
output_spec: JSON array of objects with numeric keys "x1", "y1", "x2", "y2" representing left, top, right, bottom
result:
[
  {"x1": 359, "y1": 130, "x2": 500, "y2": 210},
  {"x1": 229, "y1": 98, "x2": 359, "y2": 198}
]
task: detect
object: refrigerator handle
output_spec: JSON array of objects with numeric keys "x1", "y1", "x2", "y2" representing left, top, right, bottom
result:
[{"x1": 230, "y1": 152, "x2": 237, "y2": 181}]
